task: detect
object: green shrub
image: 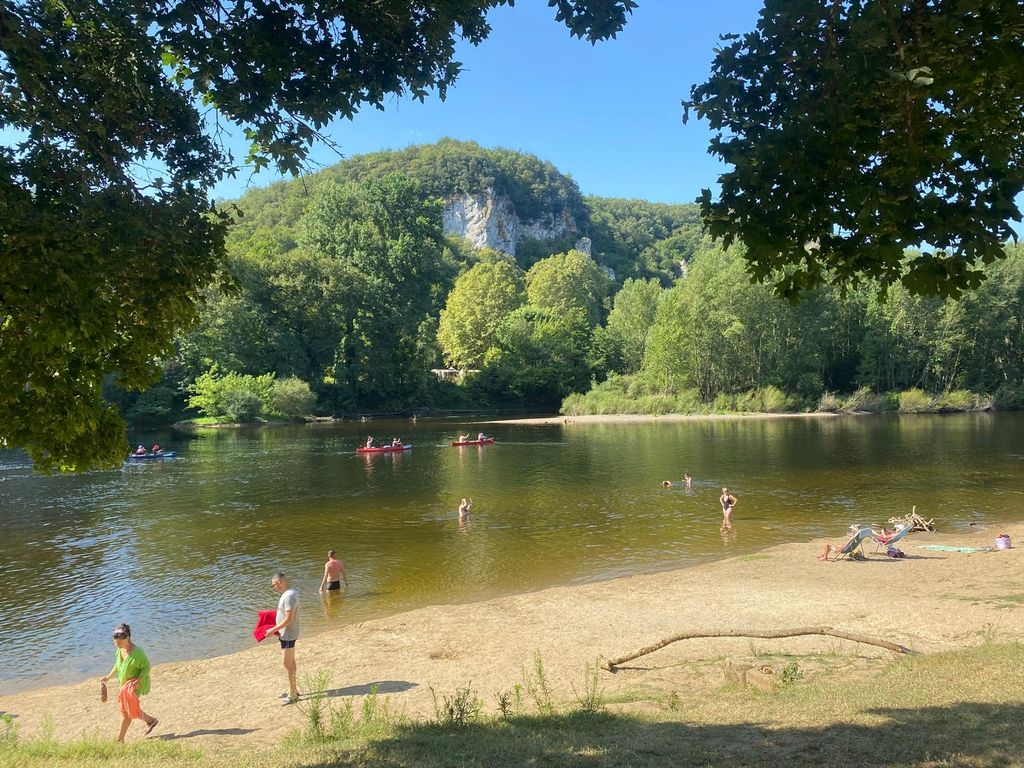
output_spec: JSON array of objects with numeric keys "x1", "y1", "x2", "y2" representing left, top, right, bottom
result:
[
  {"x1": 933, "y1": 389, "x2": 974, "y2": 412},
  {"x1": 711, "y1": 392, "x2": 736, "y2": 412},
  {"x1": 993, "y1": 383, "x2": 1024, "y2": 410},
  {"x1": 734, "y1": 389, "x2": 760, "y2": 412},
  {"x1": 430, "y1": 684, "x2": 482, "y2": 727},
  {"x1": 898, "y1": 388, "x2": 934, "y2": 413},
  {"x1": 674, "y1": 388, "x2": 703, "y2": 412},
  {"x1": 817, "y1": 392, "x2": 842, "y2": 412},
  {"x1": 760, "y1": 386, "x2": 791, "y2": 413},
  {"x1": 221, "y1": 388, "x2": 263, "y2": 422},
  {"x1": 187, "y1": 367, "x2": 275, "y2": 421},
  {"x1": 269, "y1": 376, "x2": 317, "y2": 418},
  {"x1": 842, "y1": 387, "x2": 887, "y2": 413}
]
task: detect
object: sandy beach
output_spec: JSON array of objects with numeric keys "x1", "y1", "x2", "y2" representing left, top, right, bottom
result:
[
  {"x1": 2, "y1": 523, "x2": 1021, "y2": 749},
  {"x1": 487, "y1": 412, "x2": 839, "y2": 426}
]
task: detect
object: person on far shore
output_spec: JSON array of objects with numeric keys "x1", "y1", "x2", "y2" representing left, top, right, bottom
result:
[
  {"x1": 319, "y1": 549, "x2": 349, "y2": 594},
  {"x1": 684, "y1": 472, "x2": 692, "y2": 489},
  {"x1": 101, "y1": 623, "x2": 158, "y2": 742},
  {"x1": 365, "y1": 436, "x2": 375, "y2": 449},
  {"x1": 265, "y1": 572, "x2": 300, "y2": 704},
  {"x1": 720, "y1": 487, "x2": 737, "y2": 529}
]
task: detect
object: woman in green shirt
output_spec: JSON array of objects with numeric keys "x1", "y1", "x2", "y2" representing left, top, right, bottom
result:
[{"x1": 100, "y1": 623, "x2": 158, "y2": 741}]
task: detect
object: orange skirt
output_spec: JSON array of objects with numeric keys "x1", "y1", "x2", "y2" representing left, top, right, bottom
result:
[{"x1": 118, "y1": 679, "x2": 142, "y2": 718}]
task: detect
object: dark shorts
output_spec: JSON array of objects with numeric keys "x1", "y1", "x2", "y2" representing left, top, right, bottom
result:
[
  {"x1": 279, "y1": 639, "x2": 297, "y2": 649},
  {"x1": 326, "y1": 580, "x2": 341, "y2": 591}
]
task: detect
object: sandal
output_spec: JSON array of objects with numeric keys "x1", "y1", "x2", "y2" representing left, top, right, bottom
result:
[{"x1": 144, "y1": 719, "x2": 159, "y2": 736}]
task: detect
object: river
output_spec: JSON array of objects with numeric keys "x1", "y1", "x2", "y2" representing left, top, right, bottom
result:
[{"x1": 2, "y1": 412, "x2": 1022, "y2": 694}]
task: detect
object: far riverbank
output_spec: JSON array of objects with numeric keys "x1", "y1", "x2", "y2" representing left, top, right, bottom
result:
[{"x1": 485, "y1": 412, "x2": 839, "y2": 426}]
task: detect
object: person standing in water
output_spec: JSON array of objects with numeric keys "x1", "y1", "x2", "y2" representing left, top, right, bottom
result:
[
  {"x1": 684, "y1": 472, "x2": 692, "y2": 489},
  {"x1": 719, "y1": 487, "x2": 737, "y2": 529},
  {"x1": 458, "y1": 497, "x2": 473, "y2": 521},
  {"x1": 101, "y1": 623, "x2": 158, "y2": 742},
  {"x1": 318, "y1": 549, "x2": 349, "y2": 594}
]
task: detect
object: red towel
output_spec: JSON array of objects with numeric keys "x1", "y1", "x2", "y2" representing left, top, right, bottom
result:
[{"x1": 254, "y1": 610, "x2": 279, "y2": 642}]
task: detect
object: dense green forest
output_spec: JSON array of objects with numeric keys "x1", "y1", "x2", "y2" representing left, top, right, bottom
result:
[{"x1": 112, "y1": 140, "x2": 1024, "y2": 425}]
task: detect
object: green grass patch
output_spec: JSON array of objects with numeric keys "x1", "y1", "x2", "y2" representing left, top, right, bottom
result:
[{"x1": 8, "y1": 643, "x2": 1023, "y2": 767}]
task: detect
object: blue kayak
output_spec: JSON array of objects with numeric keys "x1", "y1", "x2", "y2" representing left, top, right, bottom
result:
[{"x1": 126, "y1": 452, "x2": 176, "y2": 461}]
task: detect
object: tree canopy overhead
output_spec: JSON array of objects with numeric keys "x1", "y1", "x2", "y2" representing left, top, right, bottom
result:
[
  {"x1": 0, "y1": 0, "x2": 635, "y2": 471},
  {"x1": 686, "y1": 0, "x2": 1024, "y2": 300}
]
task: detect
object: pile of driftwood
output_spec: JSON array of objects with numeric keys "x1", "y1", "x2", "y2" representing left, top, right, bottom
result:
[{"x1": 888, "y1": 505, "x2": 935, "y2": 532}]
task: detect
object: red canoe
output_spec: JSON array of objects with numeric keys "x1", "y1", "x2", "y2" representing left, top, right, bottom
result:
[
  {"x1": 356, "y1": 444, "x2": 412, "y2": 454},
  {"x1": 451, "y1": 438, "x2": 495, "y2": 446}
]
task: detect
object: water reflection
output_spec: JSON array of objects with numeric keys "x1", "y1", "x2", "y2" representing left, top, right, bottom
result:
[{"x1": 2, "y1": 413, "x2": 1024, "y2": 693}]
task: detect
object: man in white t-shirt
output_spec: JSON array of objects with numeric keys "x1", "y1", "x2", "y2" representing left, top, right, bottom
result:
[{"x1": 266, "y1": 571, "x2": 300, "y2": 704}]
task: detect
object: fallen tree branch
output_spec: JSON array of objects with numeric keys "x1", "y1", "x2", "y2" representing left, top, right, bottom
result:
[{"x1": 603, "y1": 626, "x2": 917, "y2": 671}]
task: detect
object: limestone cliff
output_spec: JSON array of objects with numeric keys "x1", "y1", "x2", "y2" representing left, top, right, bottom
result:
[{"x1": 442, "y1": 189, "x2": 579, "y2": 257}]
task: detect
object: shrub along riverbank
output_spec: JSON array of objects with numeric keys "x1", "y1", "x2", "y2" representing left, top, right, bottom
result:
[{"x1": 561, "y1": 376, "x2": 1005, "y2": 416}]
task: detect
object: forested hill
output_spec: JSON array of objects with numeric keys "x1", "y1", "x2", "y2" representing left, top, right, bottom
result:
[
  {"x1": 225, "y1": 139, "x2": 701, "y2": 282},
  {"x1": 116, "y1": 136, "x2": 1024, "y2": 425}
]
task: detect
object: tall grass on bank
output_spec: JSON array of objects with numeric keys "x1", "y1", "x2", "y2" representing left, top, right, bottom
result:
[
  {"x1": 561, "y1": 375, "x2": 998, "y2": 417},
  {"x1": 0, "y1": 712, "x2": 201, "y2": 766},
  {"x1": 561, "y1": 376, "x2": 796, "y2": 416}
]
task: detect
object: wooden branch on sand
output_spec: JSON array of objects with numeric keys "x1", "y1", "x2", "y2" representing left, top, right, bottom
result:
[
  {"x1": 888, "y1": 505, "x2": 935, "y2": 532},
  {"x1": 602, "y1": 626, "x2": 917, "y2": 671}
]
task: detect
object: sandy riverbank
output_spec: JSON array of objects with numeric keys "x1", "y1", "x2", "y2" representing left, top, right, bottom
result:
[
  {"x1": 486, "y1": 412, "x2": 839, "y2": 426},
  {"x1": 2, "y1": 523, "x2": 1021, "y2": 749}
]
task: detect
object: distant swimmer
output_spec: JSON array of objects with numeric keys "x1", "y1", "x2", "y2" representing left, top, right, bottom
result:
[
  {"x1": 720, "y1": 487, "x2": 737, "y2": 529},
  {"x1": 661, "y1": 480, "x2": 673, "y2": 487}
]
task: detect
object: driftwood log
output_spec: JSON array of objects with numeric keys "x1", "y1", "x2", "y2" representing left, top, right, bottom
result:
[
  {"x1": 602, "y1": 626, "x2": 916, "y2": 671},
  {"x1": 888, "y1": 505, "x2": 935, "y2": 533}
]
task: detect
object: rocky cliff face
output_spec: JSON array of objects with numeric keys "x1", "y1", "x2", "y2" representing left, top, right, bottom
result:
[{"x1": 443, "y1": 189, "x2": 581, "y2": 257}]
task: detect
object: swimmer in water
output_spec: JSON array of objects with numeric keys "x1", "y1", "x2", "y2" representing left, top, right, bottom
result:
[
  {"x1": 318, "y1": 549, "x2": 348, "y2": 594},
  {"x1": 719, "y1": 487, "x2": 737, "y2": 529}
]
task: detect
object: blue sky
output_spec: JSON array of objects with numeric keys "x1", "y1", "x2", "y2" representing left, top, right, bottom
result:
[{"x1": 214, "y1": 1, "x2": 765, "y2": 203}]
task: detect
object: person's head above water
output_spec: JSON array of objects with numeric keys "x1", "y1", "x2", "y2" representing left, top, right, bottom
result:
[{"x1": 328, "y1": 549, "x2": 337, "y2": 558}]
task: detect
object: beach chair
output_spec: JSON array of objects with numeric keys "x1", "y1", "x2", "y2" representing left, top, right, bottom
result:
[
  {"x1": 871, "y1": 525, "x2": 912, "y2": 555},
  {"x1": 822, "y1": 527, "x2": 874, "y2": 561}
]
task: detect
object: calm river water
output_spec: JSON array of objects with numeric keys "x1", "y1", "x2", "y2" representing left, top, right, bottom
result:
[{"x1": 2, "y1": 413, "x2": 1023, "y2": 694}]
